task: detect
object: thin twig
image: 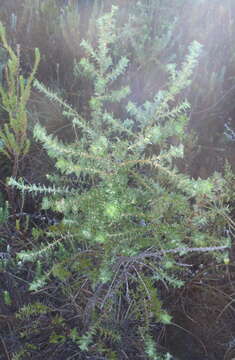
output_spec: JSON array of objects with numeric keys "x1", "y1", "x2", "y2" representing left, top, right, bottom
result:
[
  {"x1": 135, "y1": 245, "x2": 228, "y2": 259},
  {"x1": 0, "y1": 336, "x2": 10, "y2": 360},
  {"x1": 132, "y1": 264, "x2": 151, "y2": 299}
]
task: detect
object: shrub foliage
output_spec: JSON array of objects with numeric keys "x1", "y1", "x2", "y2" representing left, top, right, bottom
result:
[{"x1": 6, "y1": 5, "x2": 235, "y2": 360}]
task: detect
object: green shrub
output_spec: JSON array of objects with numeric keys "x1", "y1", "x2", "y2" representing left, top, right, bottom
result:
[
  {"x1": 0, "y1": 22, "x2": 40, "y2": 177},
  {"x1": 9, "y1": 6, "x2": 233, "y2": 359}
]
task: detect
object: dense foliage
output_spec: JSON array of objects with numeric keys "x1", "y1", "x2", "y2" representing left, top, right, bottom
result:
[{"x1": 0, "y1": 1, "x2": 234, "y2": 360}]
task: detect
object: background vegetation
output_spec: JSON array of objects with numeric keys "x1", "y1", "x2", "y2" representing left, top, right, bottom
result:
[{"x1": 0, "y1": 1, "x2": 234, "y2": 359}]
